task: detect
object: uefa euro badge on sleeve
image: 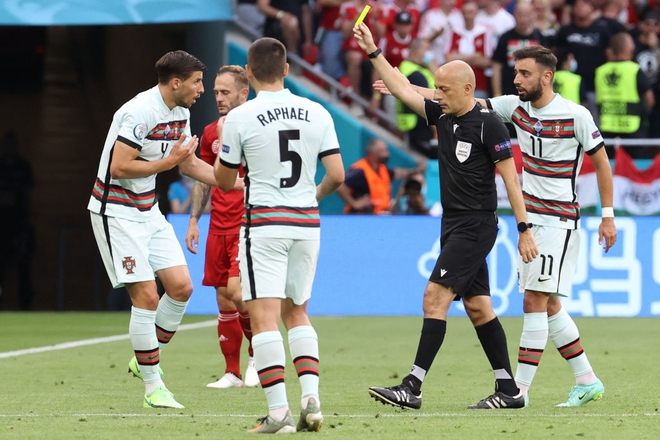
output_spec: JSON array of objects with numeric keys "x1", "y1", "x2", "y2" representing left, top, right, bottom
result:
[
  {"x1": 455, "y1": 141, "x2": 471, "y2": 163},
  {"x1": 133, "y1": 123, "x2": 147, "y2": 141}
]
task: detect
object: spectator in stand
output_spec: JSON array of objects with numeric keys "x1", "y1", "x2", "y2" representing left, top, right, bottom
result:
[
  {"x1": 376, "y1": 0, "x2": 421, "y2": 41},
  {"x1": 598, "y1": 0, "x2": 632, "y2": 32},
  {"x1": 418, "y1": 0, "x2": 464, "y2": 65},
  {"x1": 554, "y1": 0, "x2": 624, "y2": 122},
  {"x1": 415, "y1": 0, "x2": 440, "y2": 11},
  {"x1": 559, "y1": 0, "x2": 574, "y2": 26},
  {"x1": 446, "y1": 0, "x2": 494, "y2": 99},
  {"x1": 235, "y1": 0, "x2": 266, "y2": 36},
  {"x1": 532, "y1": 0, "x2": 560, "y2": 37},
  {"x1": 382, "y1": 11, "x2": 415, "y2": 70},
  {"x1": 476, "y1": 0, "x2": 516, "y2": 44},
  {"x1": 492, "y1": 2, "x2": 547, "y2": 98},
  {"x1": 377, "y1": 11, "x2": 417, "y2": 117},
  {"x1": 631, "y1": 9, "x2": 660, "y2": 136},
  {"x1": 553, "y1": 46, "x2": 583, "y2": 104},
  {"x1": 341, "y1": 0, "x2": 379, "y2": 100},
  {"x1": 632, "y1": 9, "x2": 660, "y2": 74},
  {"x1": 337, "y1": 138, "x2": 426, "y2": 214},
  {"x1": 396, "y1": 38, "x2": 438, "y2": 158},
  {"x1": 392, "y1": 173, "x2": 431, "y2": 215},
  {"x1": 316, "y1": 0, "x2": 349, "y2": 81},
  {"x1": 492, "y1": 1, "x2": 546, "y2": 137},
  {"x1": 258, "y1": 0, "x2": 314, "y2": 57},
  {"x1": 595, "y1": 32, "x2": 654, "y2": 155},
  {"x1": 602, "y1": 0, "x2": 634, "y2": 27}
]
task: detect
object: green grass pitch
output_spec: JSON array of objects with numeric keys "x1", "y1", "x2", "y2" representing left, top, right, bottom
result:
[{"x1": 0, "y1": 312, "x2": 658, "y2": 439}]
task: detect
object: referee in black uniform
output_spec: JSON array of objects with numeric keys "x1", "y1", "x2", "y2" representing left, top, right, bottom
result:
[{"x1": 353, "y1": 23, "x2": 539, "y2": 410}]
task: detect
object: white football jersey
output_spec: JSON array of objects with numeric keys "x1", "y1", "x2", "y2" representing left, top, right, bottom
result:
[
  {"x1": 488, "y1": 93, "x2": 604, "y2": 229},
  {"x1": 220, "y1": 89, "x2": 340, "y2": 239},
  {"x1": 88, "y1": 86, "x2": 192, "y2": 222}
]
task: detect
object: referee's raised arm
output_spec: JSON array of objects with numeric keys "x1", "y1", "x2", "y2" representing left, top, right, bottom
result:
[{"x1": 353, "y1": 22, "x2": 427, "y2": 118}]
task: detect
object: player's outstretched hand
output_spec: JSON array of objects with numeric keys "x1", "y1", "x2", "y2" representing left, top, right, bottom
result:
[
  {"x1": 169, "y1": 133, "x2": 198, "y2": 166},
  {"x1": 373, "y1": 79, "x2": 391, "y2": 95},
  {"x1": 373, "y1": 68, "x2": 409, "y2": 95},
  {"x1": 599, "y1": 218, "x2": 617, "y2": 253},
  {"x1": 353, "y1": 23, "x2": 378, "y2": 54}
]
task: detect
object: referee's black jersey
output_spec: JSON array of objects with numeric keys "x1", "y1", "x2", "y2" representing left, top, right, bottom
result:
[{"x1": 424, "y1": 100, "x2": 514, "y2": 213}]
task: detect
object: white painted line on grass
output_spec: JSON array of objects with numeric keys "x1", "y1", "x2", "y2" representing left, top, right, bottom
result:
[
  {"x1": 0, "y1": 412, "x2": 657, "y2": 418},
  {"x1": 0, "y1": 320, "x2": 215, "y2": 359}
]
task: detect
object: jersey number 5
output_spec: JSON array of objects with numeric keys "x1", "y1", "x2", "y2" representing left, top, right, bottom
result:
[{"x1": 279, "y1": 130, "x2": 302, "y2": 188}]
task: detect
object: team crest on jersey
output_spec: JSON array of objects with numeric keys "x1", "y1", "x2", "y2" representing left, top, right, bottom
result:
[
  {"x1": 553, "y1": 120, "x2": 563, "y2": 137},
  {"x1": 133, "y1": 123, "x2": 147, "y2": 140},
  {"x1": 533, "y1": 120, "x2": 544, "y2": 136},
  {"x1": 456, "y1": 141, "x2": 472, "y2": 163},
  {"x1": 122, "y1": 256, "x2": 136, "y2": 274},
  {"x1": 212, "y1": 139, "x2": 220, "y2": 154},
  {"x1": 222, "y1": 144, "x2": 230, "y2": 153}
]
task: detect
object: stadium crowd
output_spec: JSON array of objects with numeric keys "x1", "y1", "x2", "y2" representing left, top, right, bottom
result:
[{"x1": 241, "y1": 0, "x2": 660, "y2": 149}]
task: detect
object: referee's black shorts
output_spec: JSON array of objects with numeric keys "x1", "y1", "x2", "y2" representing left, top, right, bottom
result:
[{"x1": 429, "y1": 211, "x2": 498, "y2": 299}]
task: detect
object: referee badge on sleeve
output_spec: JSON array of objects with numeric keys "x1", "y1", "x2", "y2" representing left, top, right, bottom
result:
[{"x1": 455, "y1": 141, "x2": 472, "y2": 163}]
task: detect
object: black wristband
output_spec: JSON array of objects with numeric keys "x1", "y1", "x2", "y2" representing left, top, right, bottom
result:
[
  {"x1": 517, "y1": 222, "x2": 533, "y2": 233},
  {"x1": 368, "y1": 48, "x2": 382, "y2": 59}
]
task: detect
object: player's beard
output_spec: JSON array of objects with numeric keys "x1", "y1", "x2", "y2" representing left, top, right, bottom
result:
[
  {"x1": 174, "y1": 89, "x2": 197, "y2": 108},
  {"x1": 519, "y1": 79, "x2": 543, "y2": 103},
  {"x1": 175, "y1": 96, "x2": 194, "y2": 108}
]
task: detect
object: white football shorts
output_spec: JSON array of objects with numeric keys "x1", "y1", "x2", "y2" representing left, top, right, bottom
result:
[
  {"x1": 239, "y1": 235, "x2": 320, "y2": 305},
  {"x1": 90, "y1": 212, "x2": 187, "y2": 288},
  {"x1": 518, "y1": 225, "x2": 579, "y2": 296}
]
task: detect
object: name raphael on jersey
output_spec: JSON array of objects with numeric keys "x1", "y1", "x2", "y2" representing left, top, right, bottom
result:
[{"x1": 256, "y1": 107, "x2": 311, "y2": 126}]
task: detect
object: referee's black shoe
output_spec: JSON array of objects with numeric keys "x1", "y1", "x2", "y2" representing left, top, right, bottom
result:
[
  {"x1": 368, "y1": 384, "x2": 422, "y2": 410},
  {"x1": 468, "y1": 391, "x2": 525, "y2": 409}
]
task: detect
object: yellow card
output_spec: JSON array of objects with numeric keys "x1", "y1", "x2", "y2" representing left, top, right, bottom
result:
[{"x1": 354, "y1": 4, "x2": 371, "y2": 27}]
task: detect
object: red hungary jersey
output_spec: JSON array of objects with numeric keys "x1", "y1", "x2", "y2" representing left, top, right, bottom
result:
[{"x1": 200, "y1": 121, "x2": 245, "y2": 235}]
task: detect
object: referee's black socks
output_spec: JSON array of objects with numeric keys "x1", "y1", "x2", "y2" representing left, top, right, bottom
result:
[
  {"x1": 405, "y1": 318, "x2": 447, "y2": 394},
  {"x1": 475, "y1": 317, "x2": 519, "y2": 396}
]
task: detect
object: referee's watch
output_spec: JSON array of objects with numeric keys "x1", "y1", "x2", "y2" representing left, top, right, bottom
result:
[{"x1": 517, "y1": 222, "x2": 533, "y2": 233}]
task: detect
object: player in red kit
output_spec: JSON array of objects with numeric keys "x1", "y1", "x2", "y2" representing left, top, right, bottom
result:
[{"x1": 186, "y1": 65, "x2": 259, "y2": 389}]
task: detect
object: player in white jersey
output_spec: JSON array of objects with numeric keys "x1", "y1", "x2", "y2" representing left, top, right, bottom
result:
[
  {"x1": 372, "y1": 45, "x2": 617, "y2": 408},
  {"x1": 483, "y1": 46, "x2": 617, "y2": 408},
  {"x1": 88, "y1": 50, "x2": 218, "y2": 409},
  {"x1": 214, "y1": 38, "x2": 345, "y2": 434}
]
